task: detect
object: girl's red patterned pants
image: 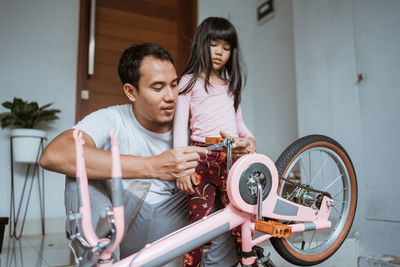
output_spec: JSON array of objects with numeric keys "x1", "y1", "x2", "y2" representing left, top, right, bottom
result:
[{"x1": 183, "y1": 147, "x2": 242, "y2": 267}]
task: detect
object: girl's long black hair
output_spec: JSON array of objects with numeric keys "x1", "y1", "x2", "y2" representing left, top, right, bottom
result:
[{"x1": 180, "y1": 17, "x2": 246, "y2": 111}]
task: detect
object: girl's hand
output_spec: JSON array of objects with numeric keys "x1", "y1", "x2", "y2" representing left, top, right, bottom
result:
[
  {"x1": 220, "y1": 131, "x2": 257, "y2": 160},
  {"x1": 176, "y1": 173, "x2": 197, "y2": 194}
]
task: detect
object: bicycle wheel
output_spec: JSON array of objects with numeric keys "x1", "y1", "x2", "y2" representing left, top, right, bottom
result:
[{"x1": 270, "y1": 135, "x2": 357, "y2": 266}]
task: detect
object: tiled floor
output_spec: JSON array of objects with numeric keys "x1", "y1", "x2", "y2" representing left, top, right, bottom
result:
[
  {"x1": 1, "y1": 232, "x2": 358, "y2": 267},
  {"x1": 0, "y1": 233, "x2": 183, "y2": 267},
  {"x1": 1, "y1": 233, "x2": 73, "y2": 267}
]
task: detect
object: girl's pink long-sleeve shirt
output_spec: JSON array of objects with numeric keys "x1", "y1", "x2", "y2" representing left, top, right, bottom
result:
[{"x1": 173, "y1": 75, "x2": 254, "y2": 147}]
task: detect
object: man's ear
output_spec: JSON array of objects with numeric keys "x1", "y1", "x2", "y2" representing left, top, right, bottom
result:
[{"x1": 123, "y1": 83, "x2": 137, "y2": 102}]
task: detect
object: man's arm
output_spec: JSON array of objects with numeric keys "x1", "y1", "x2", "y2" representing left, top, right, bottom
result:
[{"x1": 39, "y1": 129, "x2": 207, "y2": 180}]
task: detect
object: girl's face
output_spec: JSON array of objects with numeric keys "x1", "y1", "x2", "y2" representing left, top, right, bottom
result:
[{"x1": 210, "y1": 39, "x2": 231, "y2": 73}]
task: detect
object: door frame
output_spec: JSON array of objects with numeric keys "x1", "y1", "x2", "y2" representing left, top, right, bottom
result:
[{"x1": 75, "y1": 0, "x2": 197, "y2": 122}]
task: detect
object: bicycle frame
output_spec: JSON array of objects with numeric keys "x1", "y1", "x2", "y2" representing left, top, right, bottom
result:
[{"x1": 70, "y1": 130, "x2": 334, "y2": 267}]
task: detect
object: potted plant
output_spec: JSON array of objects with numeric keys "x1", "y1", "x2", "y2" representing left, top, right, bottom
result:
[{"x1": 0, "y1": 97, "x2": 60, "y2": 163}]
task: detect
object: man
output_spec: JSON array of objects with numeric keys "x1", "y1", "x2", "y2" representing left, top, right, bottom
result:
[{"x1": 40, "y1": 43, "x2": 255, "y2": 265}]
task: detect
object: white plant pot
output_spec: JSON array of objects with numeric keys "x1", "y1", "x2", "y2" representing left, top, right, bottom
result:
[{"x1": 11, "y1": 129, "x2": 46, "y2": 163}]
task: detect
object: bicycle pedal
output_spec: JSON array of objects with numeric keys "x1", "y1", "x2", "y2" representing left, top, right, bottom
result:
[{"x1": 255, "y1": 220, "x2": 292, "y2": 238}]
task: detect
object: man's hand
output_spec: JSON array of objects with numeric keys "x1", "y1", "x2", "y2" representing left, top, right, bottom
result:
[
  {"x1": 176, "y1": 173, "x2": 198, "y2": 194},
  {"x1": 220, "y1": 131, "x2": 256, "y2": 160},
  {"x1": 150, "y1": 146, "x2": 207, "y2": 181}
]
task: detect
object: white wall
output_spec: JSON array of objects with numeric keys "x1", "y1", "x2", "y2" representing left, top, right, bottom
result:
[
  {"x1": 0, "y1": 0, "x2": 79, "y2": 234},
  {"x1": 293, "y1": 0, "x2": 400, "y2": 264},
  {"x1": 249, "y1": 0, "x2": 298, "y2": 160},
  {"x1": 292, "y1": 0, "x2": 365, "y2": 246},
  {"x1": 292, "y1": 1, "x2": 364, "y2": 171},
  {"x1": 198, "y1": 0, "x2": 298, "y2": 161}
]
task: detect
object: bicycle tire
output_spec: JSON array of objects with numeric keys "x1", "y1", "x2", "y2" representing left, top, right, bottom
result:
[{"x1": 270, "y1": 135, "x2": 357, "y2": 266}]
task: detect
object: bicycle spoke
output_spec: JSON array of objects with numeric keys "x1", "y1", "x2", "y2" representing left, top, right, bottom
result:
[
  {"x1": 332, "y1": 205, "x2": 341, "y2": 216},
  {"x1": 283, "y1": 183, "x2": 297, "y2": 200},
  {"x1": 309, "y1": 156, "x2": 329, "y2": 188},
  {"x1": 320, "y1": 151, "x2": 325, "y2": 185},
  {"x1": 283, "y1": 192, "x2": 295, "y2": 200},
  {"x1": 308, "y1": 151, "x2": 311, "y2": 184},
  {"x1": 322, "y1": 173, "x2": 343, "y2": 191},
  {"x1": 325, "y1": 161, "x2": 340, "y2": 187},
  {"x1": 332, "y1": 188, "x2": 347, "y2": 199},
  {"x1": 308, "y1": 231, "x2": 316, "y2": 249},
  {"x1": 300, "y1": 159, "x2": 311, "y2": 184},
  {"x1": 332, "y1": 198, "x2": 346, "y2": 204}
]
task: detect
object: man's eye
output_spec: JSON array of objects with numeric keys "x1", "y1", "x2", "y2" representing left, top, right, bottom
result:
[{"x1": 153, "y1": 86, "x2": 163, "y2": 91}]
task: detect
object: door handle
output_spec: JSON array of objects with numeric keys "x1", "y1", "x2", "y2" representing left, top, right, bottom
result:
[
  {"x1": 357, "y1": 73, "x2": 366, "y2": 84},
  {"x1": 88, "y1": 0, "x2": 96, "y2": 76}
]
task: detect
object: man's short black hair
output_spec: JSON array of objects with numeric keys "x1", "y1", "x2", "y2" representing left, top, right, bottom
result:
[{"x1": 117, "y1": 43, "x2": 175, "y2": 91}]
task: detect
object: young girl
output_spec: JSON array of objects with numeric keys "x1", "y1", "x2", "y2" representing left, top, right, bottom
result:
[{"x1": 173, "y1": 17, "x2": 256, "y2": 266}]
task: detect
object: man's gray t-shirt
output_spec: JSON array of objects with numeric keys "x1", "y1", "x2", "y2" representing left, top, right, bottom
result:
[
  {"x1": 68, "y1": 104, "x2": 237, "y2": 265},
  {"x1": 73, "y1": 104, "x2": 177, "y2": 204}
]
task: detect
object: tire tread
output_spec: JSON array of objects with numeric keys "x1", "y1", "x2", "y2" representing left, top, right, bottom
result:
[{"x1": 270, "y1": 134, "x2": 357, "y2": 266}]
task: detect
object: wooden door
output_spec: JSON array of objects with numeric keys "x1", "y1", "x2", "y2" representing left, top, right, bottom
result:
[{"x1": 75, "y1": 0, "x2": 197, "y2": 122}]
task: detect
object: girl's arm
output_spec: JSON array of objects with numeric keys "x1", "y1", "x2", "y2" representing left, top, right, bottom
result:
[
  {"x1": 173, "y1": 92, "x2": 191, "y2": 147},
  {"x1": 232, "y1": 105, "x2": 256, "y2": 158},
  {"x1": 173, "y1": 78, "x2": 196, "y2": 194},
  {"x1": 235, "y1": 105, "x2": 254, "y2": 139}
]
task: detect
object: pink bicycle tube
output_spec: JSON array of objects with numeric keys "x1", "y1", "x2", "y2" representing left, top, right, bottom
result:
[
  {"x1": 72, "y1": 129, "x2": 125, "y2": 264},
  {"x1": 73, "y1": 130, "x2": 100, "y2": 247}
]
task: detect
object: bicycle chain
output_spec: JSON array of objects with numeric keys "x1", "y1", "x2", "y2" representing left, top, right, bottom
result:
[{"x1": 278, "y1": 176, "x2": 331, "y2": 196}]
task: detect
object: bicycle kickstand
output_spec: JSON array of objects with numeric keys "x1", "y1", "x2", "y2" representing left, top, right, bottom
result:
[{"x1": 253, "y1": 246, "x2": 276, "y2": 267}]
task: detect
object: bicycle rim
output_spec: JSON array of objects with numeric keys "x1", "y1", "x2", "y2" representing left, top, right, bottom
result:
[{"x1": 271, "y1": 136, "x2": 357, "y2": 265}]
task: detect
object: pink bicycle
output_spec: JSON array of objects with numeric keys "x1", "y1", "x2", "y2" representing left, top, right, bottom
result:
[{"x1": 69, "y1": 129, "x2": 357, "y2": 266}]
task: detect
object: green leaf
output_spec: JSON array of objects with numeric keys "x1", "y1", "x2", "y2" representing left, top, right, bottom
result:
[
  {"x1": 0, "y1": 98, "x2": 61, "y2": 129},
  {"x1": 39, "y1": 103, "x2": 52, "y2": 111},
  {"x1": 2, "y1": 101, "x2": 13, "y2": 109},
  {"x1": 14, "y1": 98, "x2": 24, "y2": 107},
  {"x1": 1, "y1": 116, "x2": 13, "y2": 129}
]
